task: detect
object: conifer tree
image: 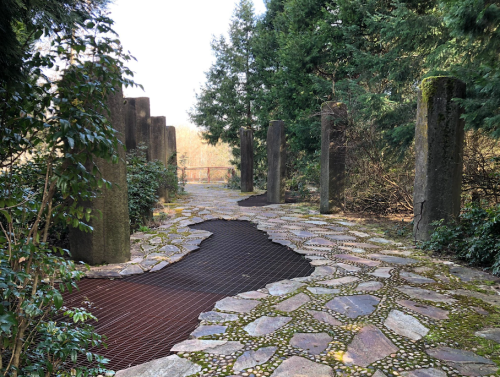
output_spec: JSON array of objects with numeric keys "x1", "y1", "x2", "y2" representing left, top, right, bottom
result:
[{"x1": 189, "y1": 0, "x2": 257, "y2": 147}]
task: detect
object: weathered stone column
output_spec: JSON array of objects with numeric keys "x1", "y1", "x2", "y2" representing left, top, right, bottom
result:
[
  {"x1": 240, "y1": 127, "x2": 254, "y2": 192},
  {"x1": 166, "y1": 126, "x2": 177, "y2": 166},
  {"x1": 151, "y1": 116, "x2": 168, "y2": 201},
  {"x1": 69, "y1": 88, "x2": 131, "y2": 265},
  {"x1": 124, "y1": 98, "x2": 137, "y2": 151},
  {"x1": 134, "y1": 97, "x2": 152, "y2": 159},
  {"x1": 320, "y1": 102, "x2": 347, "y2": 214},
  {"x1": 267, "y1": 120, "x2": 286, "y2": 203},
  {"x1": 413, "y1": 76, "x2": 466, "y2": 241},
  {"x1": 150, "y1": 116, "x2": 167, "y2": 165}
]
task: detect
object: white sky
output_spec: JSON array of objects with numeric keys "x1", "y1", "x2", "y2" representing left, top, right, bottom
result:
[{"x1": 108, "y1": 0, "x2": 267, "y2": 127}]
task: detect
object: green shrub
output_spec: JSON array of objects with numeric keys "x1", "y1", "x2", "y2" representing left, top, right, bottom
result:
[
  {"x1": 0, "y1": 8, "x2": 136, "y2": 375},
  {"x1": 422, "y1": 203, "x2": 500, "y2": 274},
  {"x1": 226, "y1": 173, "x2": 241, "y2": 190},
  {"x1": 127, "y1": 145, "x2": 178, "y2": 230}
]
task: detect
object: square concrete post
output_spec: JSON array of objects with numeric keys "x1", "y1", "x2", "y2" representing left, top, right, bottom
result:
[
  {"x1": 320, "y1": 102, "x2": 348, "y2": 214},
  {"x1": 240, "y1": 127, "x2": 254, "y2": 192},
  {"x1": 69, "y1": 87, "x2": 131, "y2": 265},
  {"x1": 166, "y1": 126, "x2": 177, "y2": 166},
  {"x1": 413, "y1": 76, "x2": 466, "y2": 241},
  {"x1": 267, "y1": 120, "x2": 286, "y2": 203}
]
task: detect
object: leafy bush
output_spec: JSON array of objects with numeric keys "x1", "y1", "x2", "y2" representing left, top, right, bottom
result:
[
  {"x1": 0, "y1": 5, "x2": 136, "y2": 376},
  {"x1": 225, "y1": 172, "x2": 241, "y2": 190},
  {"x1": 127, "y1": 145, "x2": 178, "y2": 230},
  {"x1": 422, "y1": 204, "x2": 500, "y2": 274}
]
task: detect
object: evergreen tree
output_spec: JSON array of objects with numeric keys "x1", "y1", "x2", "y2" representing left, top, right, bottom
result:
[{"x1": 189, "y1": 0, "x2": 257, "y2": 147}]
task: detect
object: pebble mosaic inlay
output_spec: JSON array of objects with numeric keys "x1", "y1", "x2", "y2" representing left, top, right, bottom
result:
[{"x1": 108, "y1": 184, "x2": 500, "y2": 377}]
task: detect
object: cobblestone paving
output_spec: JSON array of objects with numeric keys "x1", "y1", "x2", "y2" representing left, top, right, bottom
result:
[{"x1": 106, "y1": 185, "x2": 500, "y2": 377}]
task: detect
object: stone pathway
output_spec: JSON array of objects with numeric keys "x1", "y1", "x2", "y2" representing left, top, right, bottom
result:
[{"x1": 96, "y1": 184, "x2": 500, "y2": 377}]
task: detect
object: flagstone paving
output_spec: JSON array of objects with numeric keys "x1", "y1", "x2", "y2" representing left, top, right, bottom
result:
[{"x1": 106, "y1": 184, "x2": 500, "y2": 377}]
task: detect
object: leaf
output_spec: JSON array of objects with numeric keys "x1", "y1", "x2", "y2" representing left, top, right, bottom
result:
[
  {"x1": 67, "y1": 136, "x2": 75, "y2": 149},
  {"x1": 53, "y1": 291, "x2": 63, "y2": 309},
  {"x1": 0, "y1": 210, "x2": 12, "y2": 223}
]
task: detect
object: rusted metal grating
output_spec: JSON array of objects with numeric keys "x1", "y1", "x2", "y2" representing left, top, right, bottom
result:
[
  {"x1": 64, "y1": 220, "x2": 313, "y2": 371},
  {"x1": 237, "y1": 192, "x2": 300, "y2": 207}
]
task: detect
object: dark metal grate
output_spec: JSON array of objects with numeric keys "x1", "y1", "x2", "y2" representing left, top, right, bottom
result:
[
  {"x1": 64, "y1": 220, "x2": 313, "y2": 371},
  {"x1": 237, "y1": 192, "x2": 301, "y2": 207}
]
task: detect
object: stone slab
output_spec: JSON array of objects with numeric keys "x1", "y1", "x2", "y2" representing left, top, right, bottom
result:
[
  {"x1": 336, "y1": 263, "x2": 361, "y2": 272},
  {"x1": 326, "y1": 234, "x2": 357, "y2": 241},
  {"x1": 475, "y1": 328, "x2": 500, "y2": 343},
  {"x1": 198, "y1": 311, "x2": 239, "y2": 322},
  {"x1": 115, "y1": 354, "x2": 201, "y2": 377},
  {"x1": 290, "y1": 332, "x2": 332, "y2": 355},
  {"x1": 368, "y1": 237, "x2": 394, "y2": 244},
  {"x1": 319, "y1": 276, "x2": 359, "y2": 286},
  {"x1": 208, "y1": 341, "x2": 245, "y2": 355},
  {"x1": 368, "y1": 267, "x2": 394, "y2": 278},
  {"x1": 452, "y1": 289, "x2": 500, "y2": 306},
  {"x1": 335, "y1": 254, "x2": 380, "y2": 267},
  {"x1": 343, "y1": 325, "x2": 398, "y2": 367},
  {"x1": 291, "y1": 230, "x2": 316, "y2": 238},
  {"x1": 307, "y1": 287, "x2": 340, "y2": 295},
  {"x1": 396, "y1": 300, "x2": 449, "y2": 320},
  {"x1": 426, "y1": 346, "x2": 497, "y2": 376},
  {"x1": 214, "y1": 297, "x2": 260, "y2": 313},
  {"x1": 190, "y1": 325, "x2": 227, "y2": 338},
  {"x1": 449, "y1": 266, "x2": 499, "y2": 282},
  {"x1": 307, "y1": 310, "x2": 342, "y2": 326},
  {"x1": 120, "y1": 265, "x2": 144, "y2": 276},
  {"x1": 238, "y1": 291, "x2": 269, "y2": 299},
  {"x1": 244, "y1": 316, "x2": 292, "y2": 336},
  {"x1": 400, "y1": 368, "x2": 447, "y2": 377},
  {"x1": 312, "y1": 266, "x2": 337, "y2": 276},
  {"x1": 266, "y1": 280, "x2": 305, "y2": 296},
  {"x1": 233, "y1": 346, "x2": 277, "y2": 371},
  {"x1": 326, "y1": 294, "x2": 380, "y2": 318},
  {"x1": 367, "y1": 254, "x2": 418, "y2": 265},
  {"x1": 397, "y1": 286, "x2": 457, "y2": 303},
  {"x1": 305, "y1": 238, "x2": 335, "y2": 247},
  {"x1": 384, "y1": 309, "x2": 429, "y2": 340},
  {"x1": 400, "y1": 271, "x2": 435, "y2": 284},
  {"x1": 270, "y1": 356, "x2": 334, "y2": 377},
  {"x1": 274, "y1": 293, "x2": 311, "y2": 312},
  {"x1": 343, "y1": 242, "x2": 381, "y2": 249},
  {"x1": 171, "y1": 339, "x2": 227, "y2": 352},
  {"x1": 355, "y1": 281, "x2": 383, "y2": 292}
]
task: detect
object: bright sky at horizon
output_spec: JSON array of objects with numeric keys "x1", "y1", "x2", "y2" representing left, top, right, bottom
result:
[{"x1": 108, "y1": 0, "x2": 267, "y2": 128}]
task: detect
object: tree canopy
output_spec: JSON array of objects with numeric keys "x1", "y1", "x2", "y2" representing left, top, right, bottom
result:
[{"x1": 190, "y1": 0, "x2": 500, "y2": 211}]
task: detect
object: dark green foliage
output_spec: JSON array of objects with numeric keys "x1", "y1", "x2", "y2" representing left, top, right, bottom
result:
[
  {"x1": 0, "y1": 4, "x2": 136, "y2": 375},
  {"x1": 0, "y1": 0, "x2": 110, "y2": 83},
  {"x1": 422, "y1": 204, "x2": 500, "y2": 274},
  {"x1": 192, "y1": 0, "x2": 500, "y2": 212},
  {"x1": 127, "y1": 145, "x2": 178, "y2": 230}
]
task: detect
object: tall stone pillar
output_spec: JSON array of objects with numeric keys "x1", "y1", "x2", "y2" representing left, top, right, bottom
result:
[
  {"x1": 134, "y1": 97, "x2": 152, "y2": 160},
  {"x1": 267, "y1": 120, "x2": 286, "y2": 203},
  {"x1": 69, "y1": 88, "x2": 131, "y2": 265},
  {"x1": 150, "y1": 116, "x2": 167, "y2": 165},
  {"x1": 151, "y1": 116, "x2": 168, "y2": 201},
  {"x1": 124, "y1": 98, "x2": 137, "y2": 151},
  {"x1": 240, "y1": 127, "x2": 254, "y2": 192},
  {"x1": 413, "y1": 76, "x2": 466, "y2": 241},
  {"x1": 320, "y1": 102, "x2": 347, "y2": 214},
  {"x1": 166, "y1": 126, "x2": 177, "y2": 166}
]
